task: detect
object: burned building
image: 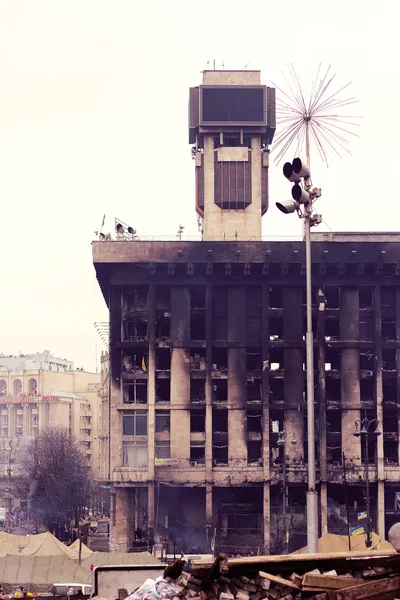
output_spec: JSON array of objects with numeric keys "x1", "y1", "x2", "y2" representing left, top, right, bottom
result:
[{"x1": 93, "y1": 69, "x2": 400, "y2": 554}]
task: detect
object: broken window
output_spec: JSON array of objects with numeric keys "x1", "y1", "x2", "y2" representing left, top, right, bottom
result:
[
  {"x1": 191, "y1": 379, "x2": 205, "y2": 403},
  {"x1": 190, "y1": 349, "x2": 206, "y2": 371},
  {"x1": 383, "y1": 349, "x2": 396, "y2": 371},
  {"x1": 269, "y1": 316, "x2": 283, "y2": 341},
  {"x1": 212, "y1": 348, "x2": 227, "y2": 373},
  {"x1": 326, "y1": 410, "x2": 342, "y2": 463},
  {"x1": 156, "y1": 379, "x2": 170, "y2": 402},
  {"x1": 190, "y1": 313, "x2": 206, "y2": 341},
  {"x1": 326, "y1": 379, "x2": 340, "y2": 404},
  {"x1": 212, "y1": 379, "x2": 227, "y2": 402},
  {"x1": 123, "y1": 319, "x2": 148, "y2": 342},
  {"x1": 123, "y1": 381, "x2": 148, "y2": 404},
  {"x1": 191, "y1": 287, "x2": 205, "y2": 310},
  {"x1": 269, "y1": 348, "x2": 283, "y2": 371},
  {"x1": 325, "y1": 349, "x2": 340, "y2": 371},
  {"x1": 156, "y1": 316, "x2": 170, "y2": 340},
  {"x1": 156, "y1": 286, "x2": 170, "y2": 309},
  {"x1": 190, "y1": 441, "x2": 205, "y2": 464},
  {"x1": 247, "y1": 410, "x2": 262, "y2": 433},
  {"x1": 155, "y1": 410, "x2": 170, "y2": 433},
  {"x1": 359, "y1": 319, "x2": 373, "y2": 341},
  {"x1": 325, "y1": 286, "x2": 340, "y2": 309},
  {"x1": 360, "y1": 352, "x2": 374, "y2": 372},
  {"x1": 212, "y1": 289, "x2": 228, "y2": 341},
  {"x1": 247, "y1": 379, "x2": 262, "y2": 403},
  {"x1": 247, "y1": 349, "x2": 262, "y2": 371},
  {"x1": 381, "y1": 286, "x2": 395, "y2": 307},
  {"x1": 383, "y1": 380, "x2": 397, "y2": 404},
  {"x1": 190, "y1": 409, "x2": 205, "y2": 433},
  {"x1": 269, "y1": 380, "x2": 283, "y2": 404},
  {"x1": 13, "y1": 379, "x2": 22, "y2": 396},
  {"x1": 122, "y1": 441, "x2": 147, "y2": 466},
  {"x1": 125, "y1": 287, "x2": 148, "y2": 312},
  {"x1": 247, "y1": 441, "x2": 262, "y2": 464},
  {"x1": 28, "y1": 378, "x2": 37, "y2": 395},
  {"x1": 213, "y1": 444, "x2": 228, "y2": 465},
  {"x1": 269, "y1": 287, "x2": 283, "y2": 309},
  {"x1": 359, "y1": 287, "x2": 373, "y2": 310},
  {"x1": 382, "y1": 319, "x2": 396, "y2": 340},
  {"x1": 247, "y1": 288, "x2": 262, "y2": 342},
  {"x1": 325, "y1": 317, "x2": 340, "y2": 340},
  {"x1": 213, "y1": 408, "x2": 228, "y2": 432},
  {"x1": 360, "y1": 379, "x2": 373, "y2": 403},
  {"x1": 156, "y1": 348, "x2": 171, "y2": 371},
  {"x1": 384, "y1": 440, "x2": 398, "y2": 465},
  {"x1": 123, "y1": 352, "x2": 148, "y2": 373},
  {"x1": 155, "y1": 441, "x2": 170, "y2": 459},
  {"x1": 122, "y1": 410, "x2": 148, "y2": 436}
]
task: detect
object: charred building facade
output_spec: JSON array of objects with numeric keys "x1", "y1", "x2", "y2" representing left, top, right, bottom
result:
[
  {"x1": 92, "y1": 69, "x2": 400, "y2": 554},
  {"x1": 93, "y1": 233, "x2": 400, "y2": 554}
]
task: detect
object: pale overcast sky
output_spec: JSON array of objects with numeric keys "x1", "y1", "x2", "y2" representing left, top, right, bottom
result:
[{"x1": 0, "y1": 0, "x2": 398, "y2": 372}]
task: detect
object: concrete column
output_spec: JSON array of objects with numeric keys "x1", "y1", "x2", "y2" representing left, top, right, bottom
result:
[
  {"x1": 206, "y1": 483, "x2": 213, "y2": 526},
  {"x1": 283, "y1": 288, "x2": 304, "y2": 462},
  {"x1": 205, "y1": 283, "x2": 213, "y2": 477},
  {"x1": 263, "y1": 481, "x2": 270, "y2": 554},
  {"x1": 340, "y1": 288, "x2": 361, "y2": 463},
  {"x1": 317, "y1": 288, "x2": 327, "y2": 534},
  {"x1": 109, "y1": 487, "x2": 134, "y2": 552},
  {"x1": 170, "y1": 287, "x2": 191, "y2": 460},
  {"x1": 374, "y1": 286, "x2": 385, "y2": 537},
  {"x1": 148, "y1": 482, "x2": 155, "y2": 545},
  {"x1": 110, "y1": 286, "x2": 123, "y2": 472},
  {"x1": 228, "y1": 288, "x2": 247, "y2": 466},
  {"x1": 148, "y1": 284, "x2": 156, "y2": 480}
]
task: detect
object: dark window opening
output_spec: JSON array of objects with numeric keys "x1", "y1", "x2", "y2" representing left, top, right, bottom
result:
[
  {"x1": 382, "y1": 286, "x2": 395, "y2": 307},
  {"x1": 123, "y1": 381, "x2": 147, "y2": 404},
  {"x1": 212, "y1": 348, "x2": 227, "y2": 372},
  {"x1": 247, "y1": 410, "x2": 262, "y2": 432},
  {"x1": 383, "y1": 408, "x2": 398, "y2": 433},
  {"x1": 326, "y1": 409, "x2": 341, "y2": 432},
  {"x1": 123, "y1": 352, "x2": 148, "y2": 373},
  {"x1": 155, "y1": 441, "x2": 170, "y2": 459},
  {"x1": 360, "y1": 380, "x2": 373, "y2": 402},
  {"x1": 247, "y1": 349, "x2": 262, "y2": 371},
  {"x1": 326, "y1": 379, "x2": 340, "y2": 403},
  {"x1": 383, "y1": 380, "x2": 397, "y2": 404},
  {"x1": 213, "y1": 290, "x2": 228, "y2": 317},
  {"x1": 213, "y1": 319, "x2": 228, "y2": 341},
  {"x1": 359, "y1": 287, "x2": 373, "y2": 309},
  {"x1": 326, "y1": 409, "x2": 342, "y2": 463},
  {"x1": 247, "y1": 288, "x2": 261, "y2": 317},
  {"x1": 247, "y1": 379, "x2": 262, "y2": 402},
  {"x1": 190, "y1": 287, "x2": 205, "y2": 310},
  {"x1": 212, "y1": 379, "x2": 227, "y2": 402},
  {"x1": 213, "y1": 445, "x2": 228, "y2": 465},
  {"x1": 247, "y1": 440, "x2": 262, "y2": 464},
  {"x1": 155, "y1": 410, "x2": 170, "y2": 433},
  {"x1": 156, "y1": 348, "x2": 171, "y2": 370},
  {"x1": 191, "y1": 379, "x2": 205, "y2": 403},
  {"x1": 269, "y1": 316, "x2": 283, "y2": 340},
  {"x1": 270, "y1": 348, "x2": 283, "y2": 371},
  {"x1": 325, "y1": 349, "x2": 341, "y2": 370},
  {"x1": 383, "y1": 349, "x2": 396, "y2": 371},
  {"x1": 156, "y1": 287, "x2": 170, "y2": 309},
  {"x1": 325, "y1": 318, "x2": 340, "y2": 340},
  {"x1": 191, "y1": 313, "x2": 205, "y2": 340},
  {"x1": 327, "y1": 444, "x2": 342, "y2": 464},
  {"x1": 325, "y1": 286, "x2": 340, "y2": 309},
  {"x1": 190, "y1": 409, "x2": 205, "y2": 432},
  {"x1": 269, "y1": 379, "x2": 283, "y2": 404},
  {"x1": 382, "y1": 320, "x2": 396, "y2": 340},
  {"x1": 156, "y1": 379, "x2": 170, "y2": 402},
  {"x1": 190, "y1": 442, "x2": 205, "y2": 464},
  {"x1": 124, "y1": 319, "x2": 148, "y2": 342},
  {"x1": 156, "y1": 317, "x2": 170, "y2": 340},
  {"x1": 360, "y1": 352, "x2": 374, "y2": 371},
  {"x1": 125, "y1": 287, "x2": 148, "y2": 312},
  {"x1": 359, "y1": 320, "x2": 373, "y2": 341},
  {"x1": 384, "y1": 440, "x2": 398, "y2": 465},
  {"x1": 123, "y1": 410, "x2": 147, "y2": 436},
  {"x1": 190, "y1": 349, "x2": 206, "y2": 371},
  {"x1": 269, "y1": 287, "x2": 283, "y2": 309},
  {"x1": 213, "y1": 408, "x2": 228, "y2": 432}
]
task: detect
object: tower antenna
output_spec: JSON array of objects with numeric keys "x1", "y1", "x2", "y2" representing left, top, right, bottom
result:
[{"x1": 271, "y1": 63, "x2": 360, "y2": 167}]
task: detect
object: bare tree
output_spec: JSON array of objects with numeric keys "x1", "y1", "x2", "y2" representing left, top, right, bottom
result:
[{"x1": 22, "y1": 427, "x2": 94, "y2": 532}]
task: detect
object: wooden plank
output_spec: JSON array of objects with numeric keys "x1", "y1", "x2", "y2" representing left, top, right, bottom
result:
[
  {"x1": 302, "y1": 575, "x2": 364, "y2": 590},
  {"x1": 258, "y1": 571, "x2": 300, "y2": 591},
  {"x1": 336, "y1": 576, "x2": 400, "y2": 600}
]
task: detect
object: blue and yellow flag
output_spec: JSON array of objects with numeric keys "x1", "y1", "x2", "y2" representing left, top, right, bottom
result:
[{"x1": 357, "y1": 511, "x2": 367, "y2": 520}]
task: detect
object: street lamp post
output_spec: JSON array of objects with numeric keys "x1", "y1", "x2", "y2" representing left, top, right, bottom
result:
[
  {"x1": 353, "y1": 417, "x2": 381, "y2": 548},
  {"x1": 276, "y1": 156, "x2": 322, "y2": 553},
  {"x1": 277, "y1": 431, "x2": 287, "y2": 554}
]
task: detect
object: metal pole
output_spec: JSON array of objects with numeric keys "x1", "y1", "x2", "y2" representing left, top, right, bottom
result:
[
  {"x1": 282, "y1": 447, "x2": 287, "y2": 554},
  {"x1": 343, "y1": 453, "x2": 351, "y2": 551},
  {"x1": 364, "y1": 432, "x2": 372, "y2": 548},
  {"x1": 305, "y1": 212, "x2": 318, "y2": 553}
]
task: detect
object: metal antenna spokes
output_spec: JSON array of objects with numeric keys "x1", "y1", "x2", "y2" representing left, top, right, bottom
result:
[{"x1": 271, "y1": 63, "x2": 360, "y2": 166}]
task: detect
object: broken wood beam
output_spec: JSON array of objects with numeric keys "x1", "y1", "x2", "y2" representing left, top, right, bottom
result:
[
  {"x1": 336, "y1": 575, "x2": 400, "y2": 600},
  {"x1": 302, "y1": 575, "x2": 364, "y2": 590},
  {"x1": 258, "y1": 572, "x2": 300, "y2": 591}
]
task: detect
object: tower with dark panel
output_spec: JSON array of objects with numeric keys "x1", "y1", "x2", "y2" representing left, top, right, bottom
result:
[{"x1": 189, "y1": 70, "x2": 276, "y2": 240}]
